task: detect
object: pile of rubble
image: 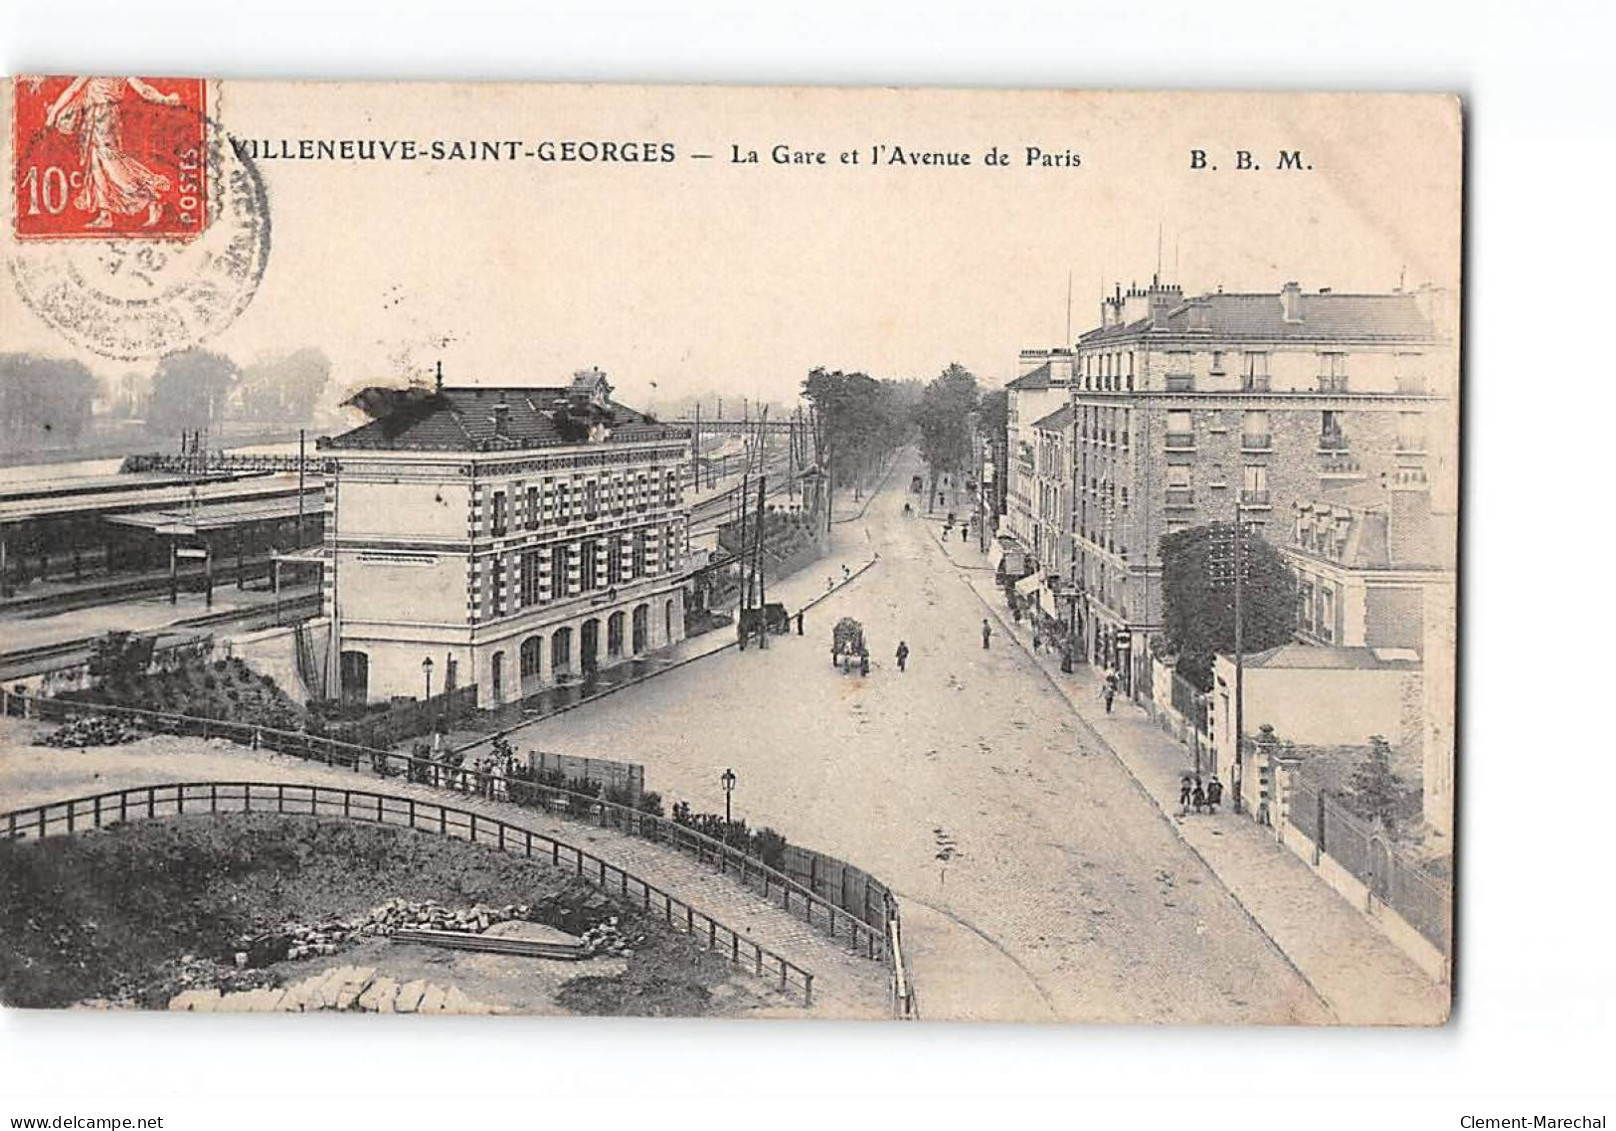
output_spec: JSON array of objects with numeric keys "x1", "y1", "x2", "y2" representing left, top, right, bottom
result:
[
  {"x1": 40, "y1": 714, "x2": 142, "y2": 748},
  {"x1": 579, "y1": 916, "x2": 644, "y2": 958},
  {"x1": 237, "y1": 899, "x2": 536, "y2": 964},
  {"x1": 169, "y1": 965, "x2": 502, "y2": 1015}
]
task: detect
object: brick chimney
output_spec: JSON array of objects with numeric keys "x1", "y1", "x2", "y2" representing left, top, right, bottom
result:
[
  {"x1": 1387, "y1": 469, "x2": 1432, "y2": 565},
  {"x1": 1047, "y1": 348, "x2": 1075, "y2": 385},
  {"x1": 1019, "y1": 348, "x2": 1050, "y2": 376},
  {"x1": 1280, "y1": 281, "x2": 1303, "y2": 323}
]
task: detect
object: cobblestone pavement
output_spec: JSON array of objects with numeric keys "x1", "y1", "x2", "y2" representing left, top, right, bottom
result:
[
  {"x1": 0, "y1": 720, "x2": 889, "y2": 1020},
  {"x1": 933, "y1": 533, "x2": 1449, "y2": 1026},
  {"x1": 509, "y1": 453, "x2": 1330, "y2": 1023}
]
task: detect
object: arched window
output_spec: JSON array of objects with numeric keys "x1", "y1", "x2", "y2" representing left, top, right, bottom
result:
[
  {"x1": 607, "y1": 611, "x2": 625, "y2": 657},
  {"x1": 632, "y1": 604, "x2": 649, "y2": 654},
  {"x1": 520, "y1": 635, "x2": 543, "y2": 680},
  {"x1": 551, "y1": 627, "x2": 573, "y2": 674}
]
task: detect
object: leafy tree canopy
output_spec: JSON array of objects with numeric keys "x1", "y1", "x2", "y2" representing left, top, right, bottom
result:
[
  {"x1": 0, "y1": 353, "x2": 97, "y2": 443},
  {"x1": 1160, "y1": 521, "x2": 1297, "y2": 690},
  {"x1": 148, "y1": 348, "x2": 239, "y2": 438}
]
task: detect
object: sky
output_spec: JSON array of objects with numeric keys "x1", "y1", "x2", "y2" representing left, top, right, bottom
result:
[{"x1": 3, "y1": 85, "x2": 1460, "y2": 420}]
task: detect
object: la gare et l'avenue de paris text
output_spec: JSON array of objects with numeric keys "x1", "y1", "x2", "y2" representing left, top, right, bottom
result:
[{"x1": 727, "y1": 143, "x2": 1083, "y2": 168}]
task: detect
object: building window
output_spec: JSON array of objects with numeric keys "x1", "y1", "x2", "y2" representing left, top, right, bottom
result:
[
  {"x1": 1166, "y1": 409, "x2": 1193, "y2": 448},
  {"x1": 1320, "y1": 410, "x2": 1347, "y2": 449},
  {"x1": 1395, "y1": 353, "x2": 1427, "y2": 394},
  {"x1": 1241, "y1": 352, "x2": 1270, "y2": 392},
  {"x1": 491, "y1": 491, "x2": 508, "y2": 537},
  {"x1": 1211, "y1": 350, "x2": 1225, "y2": 375},
  {"x1": 520, "y1": 635, "x2": 543, "y2": 679},
  {"x1": 1318, "y1": 352, "x2": 1350, "y2": 392},
  {"x1": 1398, "y1": 411, "x2": 1426, "y2": 452},
  {"x1": 632, "y1": 529, "x2": 648, "y2": 577},
  {"x1": 1242, "y1": 464, "x2": 1269, "y2": 505},
  {"x1": 526, "y1": 486, "x2": 539, "y2": 529},
  {"x1": 556, "y1": 482, "x2": 571, "y2": 524},
  {"x1": 607, "y1": 539, "x2": 624, "y2": 586},
  {"x1": 521, "y1": 548, "x2": 542, "y2": 607},
  {"x1": 584, "y1": 481, "x2": 600, "y2": 520},
  {"x1": 551, "y1": 544, "x2": 568, "y2": 600},
  {"x1": 1241, "y1": 410, "x2": 1270, "y2": 449},
  {"x1": 580, "y1": 538, "x2": 599, "y2": 591},
  {"x1": 1167, "y1": 463, "x2": 1192, "y2": 489},
  {"x1": 491, "y1": 651, "x2": 504, "y2": 702},
  {"x1": 489, "y1": 555, "x2": 506, "y2": 617}
]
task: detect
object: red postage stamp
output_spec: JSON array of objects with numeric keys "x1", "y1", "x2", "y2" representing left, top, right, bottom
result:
[{"x1": 12, "y1": 76, "x2": 209, "y2": 240}]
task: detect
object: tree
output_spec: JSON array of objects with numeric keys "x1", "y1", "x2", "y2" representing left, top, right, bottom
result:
[
  {"x1": 913, "y1": 363, "x2": 980, "y2": 503},
  {"x1": 976, "y1": 386, "x2": 1010, "y2": 515},
  {"x1": 0, "y1": 354, "x2": 97, "y2": 445},
  {"x1": 1346, "y1": 735, "x2": 1413, "y2": 834},
  {"x1": 147, "y1": 348, "x2": 239, "y2": 439},
  {"x1": 1160, "y1": 521, "x2": 1297, "y2": 690},
  {"x1": 801, "y1": 368, "x2": 905, "y2": 490},
  {"x1": 237, "y1": 348, "x2": 332, "y2": 423}
]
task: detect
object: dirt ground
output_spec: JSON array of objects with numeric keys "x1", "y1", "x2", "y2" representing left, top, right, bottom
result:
[{"x1": 0, "y1": 808, "x2": 796, "y2": 1018}]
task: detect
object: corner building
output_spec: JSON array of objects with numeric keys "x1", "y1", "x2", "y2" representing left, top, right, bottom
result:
[
  {"x1": 318, "y1": 369, "x2": 691, "y2": 705},
  {"x1": 1070, "y1": 279, "x2": 1454, "y2": 694}
]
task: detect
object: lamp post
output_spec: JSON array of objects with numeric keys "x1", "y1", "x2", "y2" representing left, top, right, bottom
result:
[
  {"x1": 721, "y1": 767, "x2": 737, "y2": 827},
  {"x1": 421, "y1": 655, "x2": 434, "y2": 702}
]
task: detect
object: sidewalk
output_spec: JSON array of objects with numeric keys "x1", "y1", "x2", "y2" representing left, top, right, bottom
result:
[
  {"x1": 447, "y1": 533, "x2": 883, "y2": 754},
  {"x1": 933, "y1": 529, "x2": 1449, "y2": 1026}
]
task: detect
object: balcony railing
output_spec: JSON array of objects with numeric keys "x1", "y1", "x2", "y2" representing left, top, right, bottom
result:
[
  {"x1": 1240, "y1": 375, "x2": 1271, "y2": 393},
  {"x1": 1317, "y1": 433, "x2": 1349, "y2": 451},
  {"x1": 1316, "y1": 375, "x2": 1351, "y2": 393},
  {"x1": 1165, "y1": 373, "x2": 1196, "y2": 392},
  {"x1": 1165, "y1": 431, "x2": 1196, "y2": 450},
  {"x1": 1396, "y1": 435, "x2": 1428, "y2": 453},
  {"x1": 1240, "y1": 489, "x2": 1272, "y2": 507},
  {"x1": 1240, "y1": 432, "x2": 1272, "y2": 451},
  {"x1": 1395, "y1": 376, "x2": 1428, "y2": 394},
  {"x1": 1165, "y1": 487, "x2": 1196, "y2": 508}
]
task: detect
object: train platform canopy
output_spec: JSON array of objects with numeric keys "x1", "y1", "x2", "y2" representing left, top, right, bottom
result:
[
  {"x1": 102, "y1": 493, "x2": 319, "y2": 535},
  {"x1": 0, "y1": 475, "x2": 315, "y2": 527}
]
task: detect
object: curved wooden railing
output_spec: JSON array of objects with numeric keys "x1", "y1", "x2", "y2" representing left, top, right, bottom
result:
[{"x1": 1, "y1": 780, "x2": 816, "y2": 1005}]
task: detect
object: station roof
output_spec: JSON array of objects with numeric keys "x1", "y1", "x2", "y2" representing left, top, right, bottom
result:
[
  {"x1": 321, "y1": 383, "x2": 686, "y2": 452},
  {"x1": 0, "y1": 474, "x2": 312, "y2": 527},
  {"x1": 102, "y1": 491, "x2": 323, "y2": 534}
]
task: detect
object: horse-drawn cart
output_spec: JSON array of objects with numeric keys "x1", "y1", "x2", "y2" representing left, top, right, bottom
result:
[{"x1": 832, "y1": 617, "x2": 869, "y2": 675}]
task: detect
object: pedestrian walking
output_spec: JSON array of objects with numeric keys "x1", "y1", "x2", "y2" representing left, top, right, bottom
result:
[
  {"x1": 1102, "y1": 678, "x2": 1116, "y2": 714},
  {"x1": 981, "y1": 619, "x2": 993, "y2": 649},
  {"x1": 1179, "y1": 776, "x2": 1194, "y2": 815},
  {"x1": 896, "y1": 640, "x2": 909, "y2": 672},
  {"x1": 842, "y1": 563, "x2": 851, "y2": 580},
  {"x1": 795, "y1": 610, "x2": 804, "y2": 635},
  {"x1": 1206, "y1": 776, "x2": 1224, "y2": 813},
  {"x1": 1192, "y1": 779, "x2": 1206, "y2": 814}
]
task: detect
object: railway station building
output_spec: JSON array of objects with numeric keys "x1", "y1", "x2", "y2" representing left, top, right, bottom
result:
[{"x1": 316, "y1": 368, "x2": 692, "y2": 706}]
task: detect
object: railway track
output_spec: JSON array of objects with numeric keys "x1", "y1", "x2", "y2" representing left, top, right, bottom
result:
[{"x1": 0, "y1": 591, "x2": 320, "y2": 682}]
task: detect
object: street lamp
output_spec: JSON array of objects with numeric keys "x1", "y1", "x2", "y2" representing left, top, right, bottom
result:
[
  {"x1": 421, "y1": 655, "x2": 434, "y2": 701},
  {"x1": 721, "y1": 767, "x2": 737, "y2": 827}
]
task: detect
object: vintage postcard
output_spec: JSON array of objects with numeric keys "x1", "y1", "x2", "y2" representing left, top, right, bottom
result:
[{"x1": 0, "y1": 82, "x2": 1459, "y2": 1024}]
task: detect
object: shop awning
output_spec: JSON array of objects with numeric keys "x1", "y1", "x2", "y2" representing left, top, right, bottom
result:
[{"x1": 1014, "y1": 573, "x2": 1043, "y2": 598}]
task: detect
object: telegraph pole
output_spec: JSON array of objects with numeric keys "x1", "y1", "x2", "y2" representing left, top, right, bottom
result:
[
  {"x1": 297, "y1": 429, "x2": 307, "y2": 546},
  {"x1": 1233, "y1": 498, "x2": 1246, "y2": 815},
  {"x1": 755, "y1": 475, "x2": 769, "y2": 650},
  {"x1": 736, "y1": 471, "x2": 750, "y2": 650}
]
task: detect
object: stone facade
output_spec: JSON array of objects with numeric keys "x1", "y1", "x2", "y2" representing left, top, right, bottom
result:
[
  {"x1": 319, "y1": 379, "x2": 691, "y2": 705},
  {"x1": 1069, "y1": 280, "x2": 1455, "y2": 692}
]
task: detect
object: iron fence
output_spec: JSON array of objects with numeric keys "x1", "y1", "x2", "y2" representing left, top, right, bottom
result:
[
  {"x1": 1283, "y1": 777, "x2": 1450, "y2": 955},
  {"x1": 0, "y1": 780, "x2": 814, "y2": 1004},
  {"x1": 3, "y1": 690, "x2": 907, "y2": 992}
]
